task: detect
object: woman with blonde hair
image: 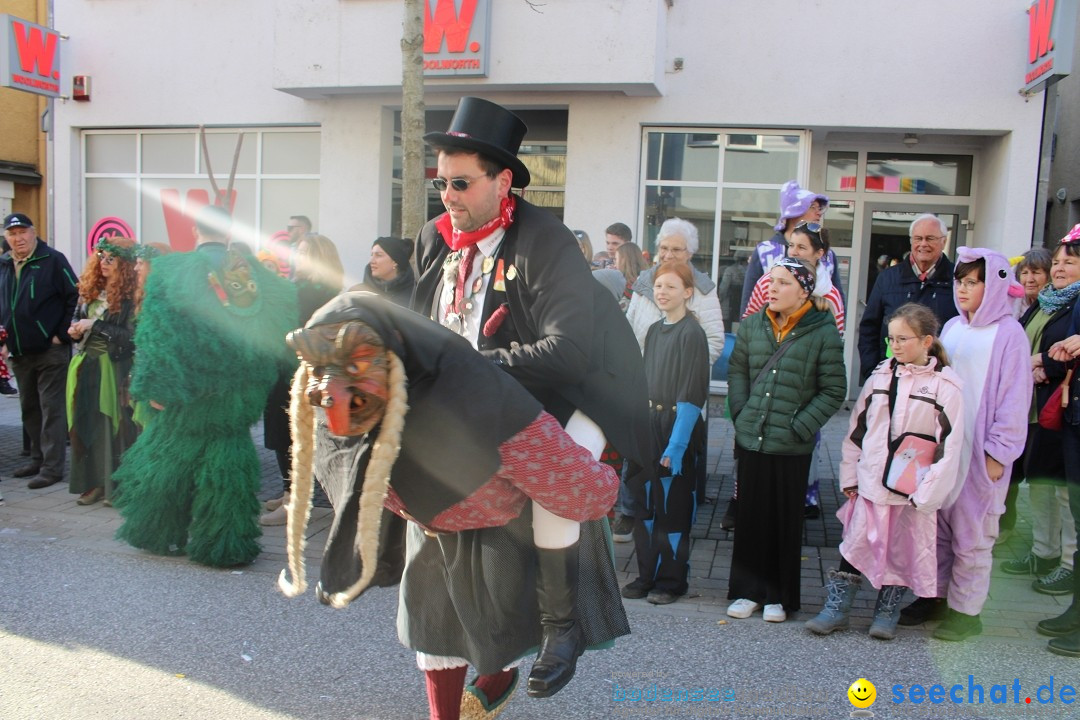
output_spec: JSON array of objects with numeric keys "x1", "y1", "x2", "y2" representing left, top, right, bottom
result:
[
  {"x1": 67, "y1": 238, "x2": 140, "y2": 505},
  {"x1": 612, "y1": 243, "x2": 649, "y2": 312},
  {"x1": 573, "y1": 230, "x2": 593, "y2": 264}
]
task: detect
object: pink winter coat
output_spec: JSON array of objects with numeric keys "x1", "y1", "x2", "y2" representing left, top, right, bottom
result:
[
  {"x1": 837, "y1": 357, "x2": 965, "y2": 593},
  {"x1": 840, "y1": 357, "x2": 965, "y2": 513}
]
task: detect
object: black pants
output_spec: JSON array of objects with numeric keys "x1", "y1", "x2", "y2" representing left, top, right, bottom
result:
[
  {"x1": 728, "y1": 448, "x2": 811, "y2": 611},
  {"x1": 1057, "y1": 424, "x2": 1080, "y2": 575},
  {"x1": 10, "y1": 344, "x2": 70, "y2": 480},
  {"x1": 633, "y1": 467, "x2": 696, "y2": 595}
]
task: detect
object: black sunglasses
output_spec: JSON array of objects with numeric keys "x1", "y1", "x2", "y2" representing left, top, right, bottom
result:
[
  {"x1": 431, "y1": 176, "x2": 484, "y2": 192},
  {"x1": 793, "y1": 221, "x2": 823, "y2": 234}
]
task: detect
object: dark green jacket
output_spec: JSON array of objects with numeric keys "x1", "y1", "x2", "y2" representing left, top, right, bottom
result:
[{"x1": 727, "y1": 305, "x2": 846, "y2": 455}]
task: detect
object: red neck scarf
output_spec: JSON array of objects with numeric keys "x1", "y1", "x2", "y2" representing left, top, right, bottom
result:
[{"x1": 436, "y1": 194, "x2": 517, "y2": 252}]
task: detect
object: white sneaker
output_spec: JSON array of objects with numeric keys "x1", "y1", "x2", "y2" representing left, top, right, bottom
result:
[
  {"x1": 763, "y1": 604, "x2": 786, "y2": 623},
  {"x1": 264, "y1": 493, "x2": 288, "y2": 512},
  {"x1": 259, "y1": 504, "x2": 289, "y2": 526},
  {"x1": 726, "y1": 598, "x2": 761, "y2": 619}
]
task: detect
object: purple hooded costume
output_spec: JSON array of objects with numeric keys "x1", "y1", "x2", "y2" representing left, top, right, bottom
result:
[
  {"x1": 937, "y1": 246, "x2": 1031, "y2": 615},
  {"x1": 738, "y1": 181, "x2": 842, "y2": 317}
]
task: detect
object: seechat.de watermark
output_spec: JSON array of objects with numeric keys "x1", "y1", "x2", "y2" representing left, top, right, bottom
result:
[{"x1": 890, "y1": 675, "x2": 1077, "y2": 707}]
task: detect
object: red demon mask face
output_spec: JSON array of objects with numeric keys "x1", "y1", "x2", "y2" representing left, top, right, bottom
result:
[{"x1": 286, "y1": 321, "x2": 389, "y2": 436}]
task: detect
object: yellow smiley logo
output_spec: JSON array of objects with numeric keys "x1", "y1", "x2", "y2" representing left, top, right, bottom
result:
[{"x1": 848, "y1": 678, "x2": 876, "y2": 709}]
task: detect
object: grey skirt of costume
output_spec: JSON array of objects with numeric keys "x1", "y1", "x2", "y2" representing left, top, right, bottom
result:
[{"x1": 397, "y1": 507, "x2": 630, "y2": 675}]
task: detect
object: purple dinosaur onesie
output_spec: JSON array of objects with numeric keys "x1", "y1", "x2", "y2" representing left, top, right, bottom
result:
[{"x1": 937, "y1": 246, "x2": 1030, "y2": 616}]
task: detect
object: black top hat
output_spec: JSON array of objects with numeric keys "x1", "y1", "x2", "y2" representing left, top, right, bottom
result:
[{"x1": 424, "y1": 97, "x2": 531, "y2": 189}]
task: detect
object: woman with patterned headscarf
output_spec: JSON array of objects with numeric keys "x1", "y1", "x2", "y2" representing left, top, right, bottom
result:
[
  {"x1": 67, "y1": 237, "x2": 140, "y2": 506},
  {"x1": 725, "y1": 257, "x2": 846, "y2": 624}
]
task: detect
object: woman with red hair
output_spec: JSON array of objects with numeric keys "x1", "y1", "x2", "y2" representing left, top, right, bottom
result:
[{"x1": 67, "y1": 238, "x2": 139, "y2": 506}]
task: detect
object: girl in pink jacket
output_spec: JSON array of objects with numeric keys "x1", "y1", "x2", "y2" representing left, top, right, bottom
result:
[{"x1": 806, "y1": 303, "x2": 964, "y2": 640}]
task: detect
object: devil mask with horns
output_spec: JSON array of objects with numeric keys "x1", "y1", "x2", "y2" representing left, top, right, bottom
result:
[
  {"x1": 278, "y1": 291, "x2": 545, "y2": 607},
  {"x1": 287, "y1": 320, "x2": 390, "y2": 437}
]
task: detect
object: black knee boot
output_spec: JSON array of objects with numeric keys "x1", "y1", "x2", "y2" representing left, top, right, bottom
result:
[
  {"x1": 1046, "y1": 551, "x2": 1080, "y2": 655},
  {"x1": 527, "y1": 544, "x2": 584, "y2": 698}
]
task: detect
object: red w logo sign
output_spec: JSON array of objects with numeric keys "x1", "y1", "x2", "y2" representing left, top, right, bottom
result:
[
  {"x1": 1, "y1": 16, "x2": 62, "y2": 97},
  {"x1": 423, "y1": 0, "x2": 478, "y2": 53},
  {"x1": 13, "y1": 19, "x2": 59, "y2": 80},
  {"x1": 1028, "y1": 0, "x2": 1056, "y2": 63}
]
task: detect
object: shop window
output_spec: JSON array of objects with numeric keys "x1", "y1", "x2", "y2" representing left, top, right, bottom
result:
[
  {"x1": 518, "y1": 145, "x2": 566, "y2": 219},
  {"x1": 260, "y1": 180, "x2": 320, "y2": 237},
  {"x1": 83, "y1": 128, "x2": 320, "y2": 259},
  {"x1": 647, "y1": 132, "x2": 719, "y2": 183},
  {"x1": 865, "y1": 153, "x2": 972, "y2": 196},
  {"x1": 86, "y1": 135, "x2": 135, "y2": 174},
  {"x1": 723, "y1": 134, "x2": 800, "y2": 184},
  {"x1": 823, "y1": 200, "x2": 855, "y2": 250},
  {"x1": 826, "y1": 151, "x2": 858, "y2": 192},
  {"x1": 262, "y1": 132, "x2": 320, "y2": 175},
  {"x1": 86, "y1": 178, "x2": 136, "y2": 231},
  {"x1": 719, "y1": 187, "x2": 778, "y2": 257},
  {"x1": 201, "y1": 132, "x2": 258, "y2": 175},
  {"x1": 641, "y1": 128, "x2": 810, "y2": 290},
  {"x1": 142, "y1": 134, "x2": 194, "y2": 174}
]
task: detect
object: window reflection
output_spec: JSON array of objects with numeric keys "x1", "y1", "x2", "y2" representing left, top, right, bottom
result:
[
  {"x1": 826, "y1": 151, "x2": 858, "y2": 192},
  {"x1": 866, "y1": 153, "x2": 972, "y2": 196}
]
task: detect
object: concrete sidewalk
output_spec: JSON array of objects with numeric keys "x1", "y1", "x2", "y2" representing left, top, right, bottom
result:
[{"x1": 0, "y1": 390, "x2": 1070, "y2": 650}]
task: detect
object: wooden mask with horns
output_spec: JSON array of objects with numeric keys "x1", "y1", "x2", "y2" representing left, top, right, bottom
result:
[{"x1": 286, "y1": 320, "x2": 390, "y2": 436}]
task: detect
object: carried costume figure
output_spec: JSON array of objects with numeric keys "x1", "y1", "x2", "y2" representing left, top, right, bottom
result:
[
  {"x1": 278, "y1": 292, "x2": 627, "y2": 719},
  {"x1": 113, "y1": 207, "x2": 298, "y2": 567}
]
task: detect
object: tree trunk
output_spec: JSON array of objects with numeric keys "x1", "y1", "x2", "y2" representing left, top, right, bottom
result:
[{"x1": 400, "y1": 0, "x2": 426, "y2": 245}]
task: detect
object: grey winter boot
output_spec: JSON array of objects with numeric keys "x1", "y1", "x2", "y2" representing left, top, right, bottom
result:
[
  {"x1": 805, "y1": 570, "x2": 861, "y2": 635},
  {"x1": 868, "y1": 585, "x2": 908, "y2": 640}
]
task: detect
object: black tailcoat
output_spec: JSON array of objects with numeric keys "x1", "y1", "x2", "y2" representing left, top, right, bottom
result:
[{"x1": 414, "y1": 197, "x2": 652, "y2": 466}]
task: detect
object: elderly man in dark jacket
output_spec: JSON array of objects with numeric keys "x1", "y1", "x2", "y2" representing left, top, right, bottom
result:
[
  {"x1": 857, "y1": 214, "x2": 958, "y2": 383},
  {"x1": 0, "y1": 213, "x2": 79, "y2": 489},
  {"x1": 410, "y1": 97, "x2": 651, "y2": 718}
]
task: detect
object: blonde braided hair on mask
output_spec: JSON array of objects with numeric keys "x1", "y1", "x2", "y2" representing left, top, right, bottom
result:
[
  {"x1": 277, "y1": 350, "x2": 409, "y2": 608},
  {"x1": 277, "y1": 362, "x2": 317, "y2": 598}
]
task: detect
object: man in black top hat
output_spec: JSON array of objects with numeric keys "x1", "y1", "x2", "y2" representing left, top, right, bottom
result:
[
  {"x1": 412, "y1": 96, "x2": 651, "y2": 716},
  {"x1": 0, "y1": 213, "x2": 79, "y2": 489}
]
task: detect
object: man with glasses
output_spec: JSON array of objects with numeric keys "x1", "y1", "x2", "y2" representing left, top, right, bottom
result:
[
  {"x1": 858, "y1": 213, "x2": 958, "y2": 383},
  {"x1": 286, "y1": 215, "x2": 311, "y2": 245},
  {"x1": 0, "y1": 213, "x2": 79, "y2": 489},
  {"x1": 407, "y1": 96, "x2": 650, "y2": 717},
  {"x1": 268, "y1": 214, "x2": 312, "y2": 279}
]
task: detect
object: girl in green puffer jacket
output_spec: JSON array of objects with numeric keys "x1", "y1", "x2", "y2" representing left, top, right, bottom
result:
[{"x1": 725, "y1": 257, "x2": 846, "y2": 623}]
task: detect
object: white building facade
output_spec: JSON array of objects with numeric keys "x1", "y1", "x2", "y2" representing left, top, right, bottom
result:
[{"x1": 49, "y1": 0, "x2": 1051, "y2": 386}]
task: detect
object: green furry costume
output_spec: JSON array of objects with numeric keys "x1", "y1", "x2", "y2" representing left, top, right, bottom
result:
[{"x1": 114, "y1": 244, "x2": 298, "y2": 567}]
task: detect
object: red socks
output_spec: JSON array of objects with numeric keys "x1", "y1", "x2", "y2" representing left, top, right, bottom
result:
[
  {"x1": 424, "y1": 666, "x2": 467, "y2": 720},
  {"x1": 474, "y1": 668, "x2": 515, "y2": 705}
]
